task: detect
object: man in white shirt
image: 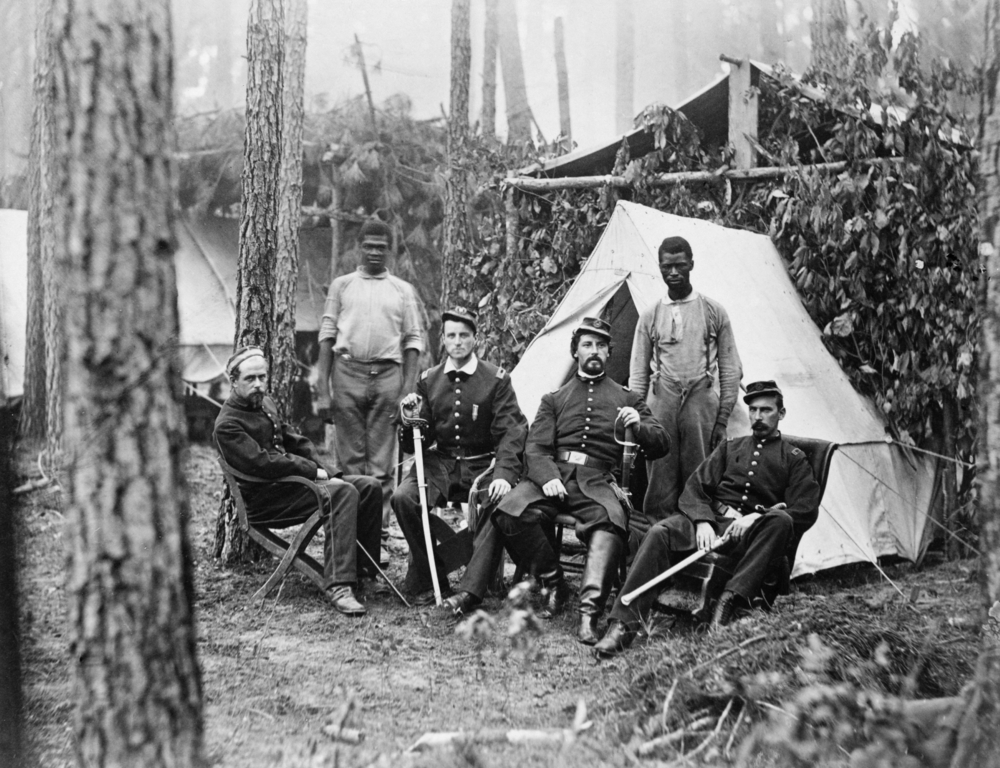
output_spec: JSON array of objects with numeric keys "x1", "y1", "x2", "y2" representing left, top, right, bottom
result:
[
  {"x1": 316, "y1": 219, "x2": 425, "y2": 533},
  {"x1": 630, "y1": 236, "x2": 742, "y2": 519}
]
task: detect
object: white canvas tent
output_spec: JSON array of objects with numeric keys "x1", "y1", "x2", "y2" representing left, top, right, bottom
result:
[
  {"x1": 0, "y1": 210, "x2": 330, "y2": 397},
  {"x1": 510, "y1": 201, "x2": 939, "y2": 578}
]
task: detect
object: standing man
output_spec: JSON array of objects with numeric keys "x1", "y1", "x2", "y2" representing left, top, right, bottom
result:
[
  {"x1": 630, "y1": 236, "x2": 742, "y2": 519},
  {"x1": 215, "y1": 347, "x2": 383, "y2": 615},
  {"x1": 595, "y1": 380, "x2": 821, "y2": 656},
  {"x1": 495, "y1": 318, "x2": 670, "y2": 645},
  {"x1": 316, "y1": 219, "x2": 425, "y2": 539},
  {"x1": 393, "y1": 307, "x2": 528, "y2": 611}
]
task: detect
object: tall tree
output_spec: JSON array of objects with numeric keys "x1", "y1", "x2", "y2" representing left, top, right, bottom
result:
[
  {"x1": 811, "y1": 0, "x2": 850, "y2": 73},
  {"x1": 496, "y1": 0, "x2": 532, "y2": 144},
  {"x1": 955, "y1": 0, "x2": 1000, "y2": 762},
  {"x1": 0, "y1": 375, "x2": 21, "y2": 768},
  {"x1": 443, "y1": 0, "x2": 471, "y2": 309},
  {"x1": 615, "y1": 0, "x2": 635, "y2": 134},
  {"x1": 481, "y1": 0, "x2": 498, "y2": 140},
  {"x1": 52, "y1": 0, "x2": 204, "y2": 764},
  {"x1": 20, "y1": 0, "x2": 55, "y2": 442},
  {"x1": 554, "y1": 16, "x2": 572, "y2": 148},
  {"x1": 272, "y1": 0, "x2": 307, "y2": 423},
  {"x1": 215, "y1": 0, "x2": 291, "y2": 564}
]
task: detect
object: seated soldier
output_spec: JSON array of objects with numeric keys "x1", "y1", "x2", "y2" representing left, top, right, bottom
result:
[
  {"x1": 392, "y1": 307, "x2": 528, "y2": 611},
  {"x1": 215, "y1": 347, "x2": 383, "y2": 616},
  {"x1": 595, "y1": 379, "x2": 821, "y2": 656},
  {"x1": 494, "y1": 317, "x2": 670, "y2": 645}
]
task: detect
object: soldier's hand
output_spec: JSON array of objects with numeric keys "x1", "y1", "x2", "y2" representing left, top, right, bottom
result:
[
  {"x1": 695, "y1": 522, "x2": 718, "y2": 551},
  {"x1": 542, "y1": 479, "x2": 567, "y2": 500},
  {"x1": 316, "y1": 468, "x2": 330, "y2": 481},
  {"x1": 727, "y1": 512, "x2": 761, "y2": 541},
  {"x1": 710, "y1": 422, "x2": 728, "y2": 449},
  {"x1": 618, "y1": 406, "x2": 641, "y2": 428},
  {"x1": 400, "y1": 393, "x2": 422, "y2": 419},
  {"x1": 488, "y1": 478, "x2": 512, "y2": 503},
  {"x1": 316, "y1": 391, "x2": 333, "y2": 422}
]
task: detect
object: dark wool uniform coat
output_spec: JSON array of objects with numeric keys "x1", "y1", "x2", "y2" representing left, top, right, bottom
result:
[
  {"x1": 215, "y1": 394, "x2": 333, "y2": 503},
  {"x1": 498, "y1": 373, "x2": 670, "y2": 532},
  {"x1": 671, "y1": 432, "x2": 821, "y2": 557},
  {"x1": 400, "y1": 358, "x2": 527, "y2": 502}
]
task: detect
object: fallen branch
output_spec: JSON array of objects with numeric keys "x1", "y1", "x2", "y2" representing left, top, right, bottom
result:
[
  {"x1": 724, "y1": 705, "x2": 747, "y2": 760},
  {"x1": 685, "y1": 633, "x2": 768, "y2": 677},
  {"x1": 666, "y1": 697, "x2": 735, "y2": 766},
  {"x1": 408, "y1": 698, "x2": 591, "y2": 752},
  {"x1": 14, "y1": 477, "x2": 54, "y2": 496},
  {"x1": 322, "y1": 693, "x2": 364, "y2": 745},
  {"x1": 637, "y1": 715, "x2": 714, "y2": 757}
]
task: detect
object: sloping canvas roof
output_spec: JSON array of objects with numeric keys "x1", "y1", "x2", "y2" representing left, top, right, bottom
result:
[
  {"x1": 509, "y1": 201, "x2": 938, "y2": 577},
  {"x1": 0, "y1": 211, "x2": 330, "y2": 392}
]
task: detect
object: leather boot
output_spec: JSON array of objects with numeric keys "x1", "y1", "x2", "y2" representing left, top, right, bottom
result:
[
  {"x1": 577, "y1": 529, "x2": 624, "y2": 645},
  {"x1": 594, "y1": 620, "x2": 636, "y2": 658},
  {"x1": 497, "y1": 517, "x2": 565, "y2": 618}
]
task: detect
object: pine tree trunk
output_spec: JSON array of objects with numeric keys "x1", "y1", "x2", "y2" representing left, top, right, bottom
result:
[
  {"x1": 496, "y1": 0, "x2": 532, "y2": 144},
  {"x1": 615, "y1": 0, "x2": 635, "y2": 135},
  {"x1": 554, "y1": 16, "x2": 571, "y2": 149},
  {"x1": 811, "y1": 0, "x2": 849, "y2": 74},
  {"x1": 481, "y1": 0, "x2": 498, "y2": 141},
  {"x1": 52, "y1": 1, "x2": 204, "y2": 764},
  {"x1": 215, "y1": 0, "x2": 286, "y2": 565},
  {"x1": 443, "y1": 0, "x2": 471, "y2": 309},
  {"x1": 272, "y1": 0, "x2": 307, "y2": 423},
  {"x1": 0, "y1": 376, "x2": 22, "y2": 768},
  {"x1": 20, "y1": 0, "x2": 54, "y2": 442},
  {"x1": 955, "y1": 0, "x2": 1000, "y2": 762}
]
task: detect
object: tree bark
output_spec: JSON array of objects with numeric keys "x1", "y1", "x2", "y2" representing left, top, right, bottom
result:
[
  {"x1": 810, "y1": 0, "x2": 850, "y2": 74},
  {"x1": 216, "y1": 0, "x2": 286, "y2": 565},
  {"x1": 554, "y1": 16, "x2": 571, "y2": 149},
  {"x1": 52, "y1": 1, "x2": 204, "y2": 764},
  {"x1": 272, "y1": 0, "x2": 307, "y2": 423},
  {"x1": 443, "y1": 0, "x2": 471, "y2": 309},
  {"x1": 20, "y1": 0, "x2": 54, "y2": 443},
  {"x1": 957, "y1": 0, "x2": 1000, "y2": 763},
  {"x1": 615, "y1": 0, "x2": 635, "y2": 134},
  {"x1": 496, "y1": 0, "x2": 532, "y2": 144},
  {"x1": 481, "y1": 0, "x2": 498, "y2": 140},
  {"x1": 0, "y1": 369, "x2": 22, "y2": 768}
]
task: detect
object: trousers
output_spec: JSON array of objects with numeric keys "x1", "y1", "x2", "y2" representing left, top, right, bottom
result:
[
  {"x1": 608, "y1": 510, "x2": 793, "y2": 628},
  {"x1": 331, "y1": 356, "x2": 402, "y2": 528},
  {"x1": 246, "y1": 474, "x2": 383, "y2": 586},
  {"x1": 643, "y1": 376, "x2": 719, "y2": 519}
]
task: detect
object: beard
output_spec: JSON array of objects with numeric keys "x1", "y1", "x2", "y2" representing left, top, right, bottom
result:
[
  {"x1": 247, "y1": 391, "x2": 265, "y2": 408},
  {"x1": 581, "y1": 355, "x2": 605, "y2": 374}
]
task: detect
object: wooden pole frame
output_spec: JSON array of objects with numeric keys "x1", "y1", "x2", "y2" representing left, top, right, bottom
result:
[{"x1": 504, "y1": 157, "x2": 903, "y2": 193}]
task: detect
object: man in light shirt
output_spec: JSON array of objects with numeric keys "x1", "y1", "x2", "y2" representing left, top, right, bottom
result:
[
  {"x1": 316, "y1": 219, "x2": 425, "y2": 534},
  {"x1": 630, "y1": 236, "x2": 742, "y2": 519}
]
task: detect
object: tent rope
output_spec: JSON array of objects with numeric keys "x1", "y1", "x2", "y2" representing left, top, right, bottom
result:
[
  {"x1": 820, "y1": 500, "x2": 907, "y2": 600},
  {"x1": 837, "y1": 449, "x2": 981, "y2": 557},
  {"x1": 885, "y1": 439, "x2": 975, "y2": 468}
]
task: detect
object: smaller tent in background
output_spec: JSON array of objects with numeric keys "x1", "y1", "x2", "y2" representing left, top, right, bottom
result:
[{"x1": 510, "y1": 201, "x2": 940, "y2": 579}]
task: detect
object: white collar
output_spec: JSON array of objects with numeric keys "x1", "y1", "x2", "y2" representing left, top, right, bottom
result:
[
  {"x1": 444, "y1": 354, "x2": 478, "y2": 376},
  {"x1": 664, "y1": 289, "x2": 700, "y2": 305}
]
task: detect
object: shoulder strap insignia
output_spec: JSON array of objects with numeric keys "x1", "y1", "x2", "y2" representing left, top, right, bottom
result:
[
  {"x1": 790, "y1": 446, "x2": 803, "y2": 456},
  {"x1": 420, "y1": 369, "x2": 430, "y2": 381},
  {"x1": 727, "y1": 437, "x2": 734, "y2": 442},
  {"x1": 496, "y1": 367, "x2": 506, "y2": 378}
]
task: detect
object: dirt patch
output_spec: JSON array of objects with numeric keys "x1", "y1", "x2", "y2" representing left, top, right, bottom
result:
[{"x1": 16, "y1": 443, "x2": 983, "y2": 767}]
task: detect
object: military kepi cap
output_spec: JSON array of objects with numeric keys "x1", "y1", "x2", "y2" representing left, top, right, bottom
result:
[
  {"x1": 442, "y1": 306, "x2": 478, "y2": 333},
  {"x1": 573, "y1": 316, "x2": 613, "y2": 341},
  {"x1": 743, "y1": 380, "x2": 783, "y2": 403}
]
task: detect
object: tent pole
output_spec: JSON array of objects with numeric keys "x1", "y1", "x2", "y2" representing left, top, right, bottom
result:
[{"x1": 507, "y1": 157, "x2": 903, "y2": 193}]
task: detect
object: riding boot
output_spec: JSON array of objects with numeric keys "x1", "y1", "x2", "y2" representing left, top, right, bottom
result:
[
  {"x1": 577, "y1": 528, "x2": 624, "y2": 645},
  {"x1": 497, "y1": 516, "x2": 567, "y2": 618}
]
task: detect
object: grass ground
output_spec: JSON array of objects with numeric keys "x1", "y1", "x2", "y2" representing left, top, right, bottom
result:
[{"x1": 16, "y1": 443, "x2": 984, "y2": 767}]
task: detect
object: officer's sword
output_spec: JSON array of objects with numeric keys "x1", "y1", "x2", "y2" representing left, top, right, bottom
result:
[
  {"x1": 620, "y1": 529, "x2": 732, "y2": 606},
  {"x1": 401, "y1": 402, "x2": 443, "y2": 606}
]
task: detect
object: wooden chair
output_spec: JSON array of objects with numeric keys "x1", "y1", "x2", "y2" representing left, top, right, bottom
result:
[
  {"x1": 654, "y1": 435, "x2": 838, "y2": 620},
  {"x1": 217, "y1": 456, "x2": 328, "y2": 601}
]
